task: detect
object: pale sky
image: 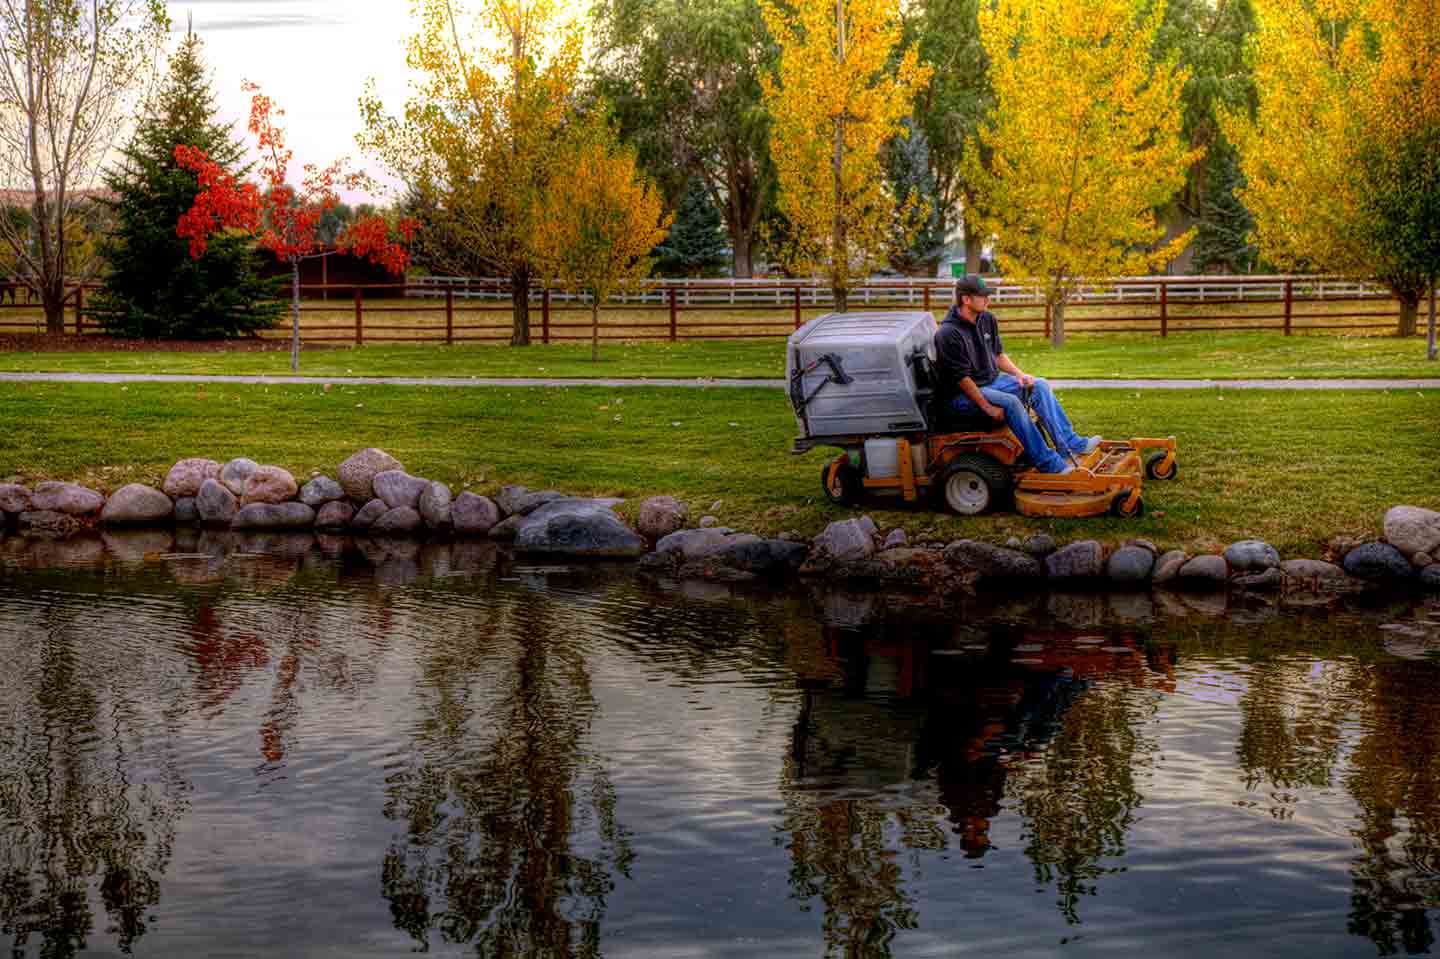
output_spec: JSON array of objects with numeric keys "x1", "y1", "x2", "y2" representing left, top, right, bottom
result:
[{"x1": 164, "y1": 0, "x2": 422, "y2": 203}]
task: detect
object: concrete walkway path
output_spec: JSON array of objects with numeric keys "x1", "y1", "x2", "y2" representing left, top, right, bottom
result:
[{"x1": 0, "y1": 372, "x2": 1437, "y2": 390}]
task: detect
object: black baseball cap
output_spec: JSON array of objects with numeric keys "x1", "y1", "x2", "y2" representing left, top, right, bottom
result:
[{"x1": 955, "y1": 275, "x2": 995, "y2": 298}]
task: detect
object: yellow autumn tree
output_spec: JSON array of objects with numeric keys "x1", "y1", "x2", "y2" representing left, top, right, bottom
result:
[
  {"x1": 759, "y1": 0, "x2": 931, "y2": 311},
  {"x1": 1222, "y1": 0, "x2": 1440, "y2": 341},
  {"x1": 531, "y1": 119, "x2": 671, "y2": 362},
  {"x1": 969, "y1": 0, "x2": 1199, "y2": 347},
  {"x1": 359, "y1": 0, "x2": 583, "y2": 345}
]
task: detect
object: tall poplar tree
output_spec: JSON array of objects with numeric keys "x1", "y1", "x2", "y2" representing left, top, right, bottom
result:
[
  {"x1": 91, "y1": 26, "x2": 281, "y2": 338},
  {"x1": 759, "y1": 0, "x2": 931, "y2": 311},
  {"x1": 359, "y1": 0, "x2": 584, "y2": 346},
  {"x1": 1222, "y1": 0, "x2": 1440, "y2": 343},
  {"x1": 968, "y1": 0, "x2": 1198, "y2": 347}
]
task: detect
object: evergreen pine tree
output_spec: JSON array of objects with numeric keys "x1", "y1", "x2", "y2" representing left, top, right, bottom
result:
[
  {"x1": 91, "y1": 25, "x2": 281, "y2": 338},
  {"x1": 884, "y1": 120, "x2": 946, "y2": 276},
  {"x1": 653, "y1": 179, "x2": 729, "y2": 276},
  {"x1": 1192, "y1": 143, "x2": 1258, "y2": 274}
]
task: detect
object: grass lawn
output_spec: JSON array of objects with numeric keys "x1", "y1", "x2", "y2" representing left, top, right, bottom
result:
[
  {"x1": 0, "y1": 331, "x2": 1437, "y2": 380},
  {"x1": 2, "y1": 381, "x2": 1436, "y2": 556}
]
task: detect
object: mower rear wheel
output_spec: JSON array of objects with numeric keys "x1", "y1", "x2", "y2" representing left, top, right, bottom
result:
[
  {"x1": 1145, "y1": 451, "x2": 1178, "y2": 481},
  {"x1": 821, "y1": 458, "x2": 862, "y2": 505},
  {"x1": 1111, "y1": 492, "x2": 1145, "y2": 518},
  {"x1": 940, "y1": 455, "x2": 1011, "y2": 515}
]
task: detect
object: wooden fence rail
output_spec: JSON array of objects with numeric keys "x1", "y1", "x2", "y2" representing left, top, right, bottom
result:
[{"x1": 0, "y1": 276, "x2": 1416, "y2": 343}]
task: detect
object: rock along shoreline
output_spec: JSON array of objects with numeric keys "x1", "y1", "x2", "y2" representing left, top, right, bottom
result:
[{"x1": 2, "y1": 447, "x2": 1438, "y2": 599}]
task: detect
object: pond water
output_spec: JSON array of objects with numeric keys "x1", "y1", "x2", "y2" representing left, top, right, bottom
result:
[{"x1": 1, "y1": 531, "x2": 1439, "y2": 958}]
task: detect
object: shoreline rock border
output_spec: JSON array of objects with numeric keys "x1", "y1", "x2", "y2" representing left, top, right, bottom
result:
[{"x1": 1, "y1": 448, "x2": 1437, "y2": 596}]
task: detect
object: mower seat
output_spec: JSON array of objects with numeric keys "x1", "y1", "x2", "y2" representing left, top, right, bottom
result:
[{"x1": 910, "y1": 348, "x2": 1004, "y2": 435}]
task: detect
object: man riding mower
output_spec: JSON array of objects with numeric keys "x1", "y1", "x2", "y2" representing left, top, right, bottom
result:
[{"x1": 786, "y1": 307, "x2": 1177, "y2": 518}]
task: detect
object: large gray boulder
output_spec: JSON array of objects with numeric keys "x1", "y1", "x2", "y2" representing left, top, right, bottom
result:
[
  {"x1": 373, "y1": 470, "x2": 429, "y2": 510},
  {"x1": 316, "y1": 500, "x2": 355, "y2": 530},
  {"x1": 1343, "y1": 542, "x2": 1414, "y2": 581},
  {"x1": 101, "y1": 484, "x2": 173, "y2": 526},
  {"x1": 163, "y1": 458, "x2": 221, "y2": 498},
  {"x1": 1178, "y1": 554, "x2": 1229, "y2": 584},
  {"x1": 1106, "y1": 545, "x2": 1156, "y2": 586},
  {"x1": 242, "y1": 466, "x2": 298, "y2": 506},
  {"x1": 0, "y1": 483, "x2": 31, "y2": 513},
  {"x1": 337, "y1": 448, "x2": 403, "y2": 502},
  {"x1": 31, "y1": 481, "x2": 104, "y2": 515},
  {"x1": 638, "y1": 495, "x2": 688, "y2": 540},
  {"x1": 944, "y1": 539, "x2": 1043, "y2": 580},
  {"x1": 705, "y1": 539, "x2": 809, "y2": 579},
  {"x1": 654, "y1": 527, "x2": 758, "y2": 561},
  {"x1": 1223, "y1": 539, "x2": 1280, "y2": 572},
  {"x1": 1383, "y1": 505, "x2": 1440, "y2": 559},
  {"x1": 196, "y1": 478, "x2": 238, "y2": 526},
  {"x1": 299, "y1": 475, "x2": 345, "y2": 507},
  {"x1": 1152, "y1": 550, "x2": 1188, "y2": 585},
  {"x1": 1044, "y1": 540, "x2": 1104, "y2": 581},
  {"x1": 372, "y1": 506, "x2": 424, "y2": 534},
  {"x1": 512, "y1": 489, "x2": 566, "y2": 515},
  {"x1": 811, "y1": 518, "x2": 876, "y2": 564},
  {"x1": 452, "y1": 492, "x2": 501, "y2": 534},
  {"x1": 419, "y1": 481, "x2": 453, "y2": 529},
  {"x1": 514, "y1": 501, "x2": 644, "y2": 557},
  {"x1": 220, "y1": 457, "x2": 259, "y2": 496},
  {"x1": 352, "y1": 498, "x2": 388, "y2": 530},
  {"x1": 232, "y1": 502, "x2": 315, "y2": 530}
]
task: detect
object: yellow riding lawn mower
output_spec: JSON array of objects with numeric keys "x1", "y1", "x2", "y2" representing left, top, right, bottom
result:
[{"x1": 787, "y1": 311, "x2": 1178, "y2": 518}]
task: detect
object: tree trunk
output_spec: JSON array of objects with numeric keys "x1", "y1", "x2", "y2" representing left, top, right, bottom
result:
[
  {"x1": 833, "y1": 286, "x2": 849, "y2": 313},
  {"x1": 732, "y1": 229, "x2": 754, "y2": 279},
  {"x1": 964, "y1": 216, "x2": 984, "y2": 276},
  {"x1": 1427, "y1": 281, "x2": 1436, "y2": 362},
  {"x1": 1398, "y1": 295, "x2": 1419, "y2": 338},
  {"x1": 290, "y1": 260, "x2": 301, "y2": 372},
  {"x1": 591, "y1": 298, "x2": 600, "y2": 363},
  {"x1": 43, "y1": 282, "x2": 66, "y2": 334},
  {"x1": 1051, "y1": 298, "x2": 1066, "y2": 349},
  {"x1": 510, "y1": 266, "x2": 531, "y2": 346}
]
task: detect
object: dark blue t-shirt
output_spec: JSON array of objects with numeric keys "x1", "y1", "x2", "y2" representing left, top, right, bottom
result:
[{"x1": 934, "y1": 306, "x2": 1004, "y2": 399}]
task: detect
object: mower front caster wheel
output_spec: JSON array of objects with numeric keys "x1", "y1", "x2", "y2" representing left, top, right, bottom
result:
[
  {"x1": 1145, "y1": 451, "x2": 1178, "y2": 481},
  {"x1": 821, "y1": 458, "x2": 863, "y2": 505},
  {"x1": 941, "y1": 456, "x2": 1011, "y2": 515},
  {"x1": 1111, "y1": 492, "x2": 1145, "y2": 518}
]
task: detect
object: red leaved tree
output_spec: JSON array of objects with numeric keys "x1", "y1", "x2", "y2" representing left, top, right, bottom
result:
[{"x1": 175, "y1": 84, "x2": 416, "y2": 370}]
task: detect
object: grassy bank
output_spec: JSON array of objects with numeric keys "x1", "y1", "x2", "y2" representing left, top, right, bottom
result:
[
  {"x1": 1, "y1": 381, "x2": 1436, "y2": 555},
  {"x1": 0, "y1": 331, "x2": 1437, "y2": 380}
]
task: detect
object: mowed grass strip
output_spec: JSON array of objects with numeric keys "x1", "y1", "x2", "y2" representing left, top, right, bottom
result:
[
  {"x1": 0, "y1": 331, "x2": 1438, "y2": 380},
  {"x1": 2, "y1": 382, "x2": 1436, "y2": 555}
]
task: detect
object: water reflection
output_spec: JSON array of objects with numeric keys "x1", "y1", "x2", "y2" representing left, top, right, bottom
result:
[
  {"x1": 781, "y1": 620, "x2": 1175, "y2": 950},
  {"x1": 0, "y1": 614, "x2": 187, "y2": 956},
  {"x1": 0, "y1": 535, "x2": 1437, "y2": 957},
  {"x1": 378, "y1": 591, "x2": 633, "y2": 956}
]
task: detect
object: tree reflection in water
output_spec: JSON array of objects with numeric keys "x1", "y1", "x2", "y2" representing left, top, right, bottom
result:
[
  {"x1": 1344, "y1": 659, "x2": 1440, "y2": 956},
  {"x1": 0, "y1": 606, "x2": 186, "y2": 957},
  {"x1": 1232, "y1": 646, "x2": 1440, "y2": 954},
  {"x1": 380, "y1": 593, "x2": 633, "y2": 957},
  {"x1": 780, "y1": 623, "x2": 1169, "y2": 953}
]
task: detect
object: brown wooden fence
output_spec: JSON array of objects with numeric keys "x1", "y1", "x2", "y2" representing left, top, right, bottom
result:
[{"x1": 0, "y1": 276, "x2": 1417, "y2": 342}]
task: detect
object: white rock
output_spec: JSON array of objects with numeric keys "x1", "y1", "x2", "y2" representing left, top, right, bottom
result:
[{"x1": 1383, "y1": 505, "x2": 1440, "y2": 558}]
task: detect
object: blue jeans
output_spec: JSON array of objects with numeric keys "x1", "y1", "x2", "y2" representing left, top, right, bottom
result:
[{"x1": 949, "y1": 374, "x2": 1086, "y2": 473}]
